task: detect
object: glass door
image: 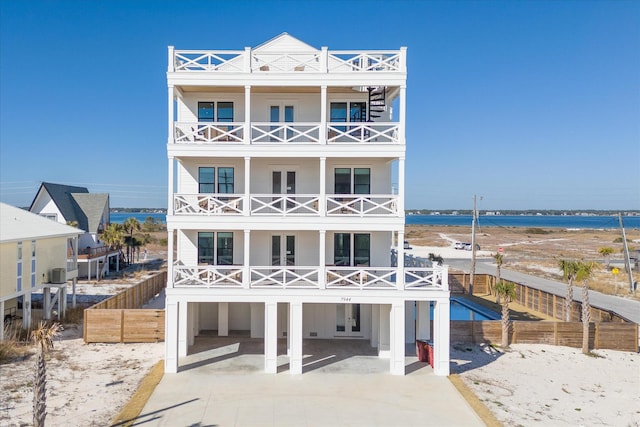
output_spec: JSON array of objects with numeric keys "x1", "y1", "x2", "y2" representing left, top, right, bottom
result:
[
  {"x1": 272, "y1": 170, "x2": 296, "y2": 211},
  {"x1": 336, "y1": 304, "x2": 362, "y2": 336},
  {"x1": 271, "y1": 235, "x2": 295, "y2": 266}
]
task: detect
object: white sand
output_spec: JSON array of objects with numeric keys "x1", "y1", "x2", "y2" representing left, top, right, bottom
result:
[{"x1": 451, "y1": 343, "x2": 640, "y2": 426}]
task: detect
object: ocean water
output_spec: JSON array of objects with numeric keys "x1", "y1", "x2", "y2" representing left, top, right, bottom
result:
[
  {"x1": 110, "y1": 212, "x2": 639, "y2": 229},
  {"x1": 406, "y1": 214, "x2": 639, "y2": 229}
]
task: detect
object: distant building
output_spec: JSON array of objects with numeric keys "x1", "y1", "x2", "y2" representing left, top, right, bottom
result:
[
  {"x1": 29, "y1": 182, "x2": 120, "y2": 279},
  {"x1": 0, "y1": 203, "x2": 81, "y2": 339}
]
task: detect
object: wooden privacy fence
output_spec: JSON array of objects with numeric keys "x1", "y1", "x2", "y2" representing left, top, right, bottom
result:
[
  {"x1": 450, "y1": 320, "x2": 638, "y2": 352},
  {"x1": 450, "y1": 273, "x2": 630, "y2": 323},
  {"x1": 84, "y1": 271, "x2": 166, "y2": 343}
]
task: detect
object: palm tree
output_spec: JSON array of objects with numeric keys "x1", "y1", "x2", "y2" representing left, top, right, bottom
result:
[
  {"x1": 100, "y1": 223, "x2": 125, "y2": 251},
  {"x1": 32, "y1": 321, "x2": 62, "y2": 427},
  {"x1": 494, "y1": 281, "x2": 516, "y2": 349},
  {"x1": 122, "y1": 217, "x2": 141, "y2": 264},
  {"x1": 493, "y1": 252, "x2": 504, "y2": 303},
  {"x1": 576, "y1": 260, "x2": 598, "y2": 354},
  {"x1": 598, "y1": 247, "x2": 615, "y2": 268},
  {"x1": 558, "y1": 259, "x2": 579, "y2": 321}
]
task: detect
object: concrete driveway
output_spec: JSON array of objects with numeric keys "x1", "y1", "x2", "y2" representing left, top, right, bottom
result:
[{"x1": 132, "y1": 336, "x2": 484, "y2": 426}]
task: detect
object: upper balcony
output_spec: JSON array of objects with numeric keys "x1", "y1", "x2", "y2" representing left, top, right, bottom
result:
[
  {"x1": 168, "y1": 47, "x2": 406, "y2": 75},
  {"x1": 172, "y1": 122, "x2": 400, "y2": 145}
]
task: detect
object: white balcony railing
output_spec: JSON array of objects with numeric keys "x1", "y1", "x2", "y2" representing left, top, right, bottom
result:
[
  {"x1": 174, "y1": 194, "x2": 243, "y2": 215},
  {"x1": 172, "y1": 263, "x2": 448, "y2": 291},
  {"x1": 170, "y1": 48, "x2": 405, "y2": 74},
  {"x1": 175, "y1": 122, "x2": 244, "y2": 143},
  {"x1": 251, "y1": 123, "x2": 321, "y2": 144},
  {"x1": 250, "y1": 267, "x2": 320, "y2": 289},
  {"x1": 172, "y1": 194, "x2": 397, "y2": 217},
  {"x1": 172, "y1": 122, "x2": 400, "y2": 145},
  {"x1": 326, "y1": 195, "x2": 398, "y2": 216},
  {"x1": 250, "y1": 195, "x2": 319, "y2": 215},
  {"x1": 327, "y1": 123, "x2": 399, "y2": 144},
  {"x1": 174, "y1": 264, "x2": 243, "y2": 288}
]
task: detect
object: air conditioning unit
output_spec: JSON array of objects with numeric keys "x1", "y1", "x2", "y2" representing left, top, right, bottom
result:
[{"x1": 51, "y1": 268, "x2": 66, "y2": 284}]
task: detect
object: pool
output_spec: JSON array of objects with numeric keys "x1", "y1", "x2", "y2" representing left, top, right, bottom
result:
[{"x1": 430, "y1": 297, "x2": 500, "y2": 321}]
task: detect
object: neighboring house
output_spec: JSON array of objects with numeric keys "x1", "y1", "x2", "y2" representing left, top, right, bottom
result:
[
  {"x1": 29, "y1": 182, "x2": 120, "y2": 279},
  {"x1": 165, "y1": 34, "x2": 451, "y2": 376},
  {"x1": 0, "y1": 203, "x2": 81, "y2": 340}
]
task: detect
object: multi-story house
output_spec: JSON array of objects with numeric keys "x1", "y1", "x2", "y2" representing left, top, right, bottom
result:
[
  {"x1": 0, "y1": 203, "x2": 80, "y2": 340},
  {"x1": 30, "y1": 182, "x2": 120, "y2": 280},
  {"x1": 165, "y1": 34, "x2": 450, "y2": 376}
]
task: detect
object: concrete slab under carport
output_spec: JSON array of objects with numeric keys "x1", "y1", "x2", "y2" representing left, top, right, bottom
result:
[{"x1": 136, "y1": 335, "x2": 484, "y2": 426}]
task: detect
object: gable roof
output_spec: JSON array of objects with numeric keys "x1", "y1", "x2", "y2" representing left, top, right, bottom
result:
[
  {"x1": 252, "y1": 33, "x2": 319, "y2": 52},
  {"x1": 29, "y1": 182, "x2": 109, "y2": 233},
  {"x1": 0, "y1": 203, "x2": 82, "y2": 243}
]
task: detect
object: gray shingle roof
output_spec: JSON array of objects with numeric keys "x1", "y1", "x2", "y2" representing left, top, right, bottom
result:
[{"x1": 71, "y1": 193, "x2": 109, "y2": 232}]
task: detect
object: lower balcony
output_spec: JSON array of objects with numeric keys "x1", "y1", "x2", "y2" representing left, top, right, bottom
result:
[{"x1": 171, "y1": 264, "x2": 447, "y2": 291}]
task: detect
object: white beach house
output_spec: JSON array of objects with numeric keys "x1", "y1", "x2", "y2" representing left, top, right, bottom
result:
[{"x1": 165, "y1": 34, "x2": 450, "y2": 376}]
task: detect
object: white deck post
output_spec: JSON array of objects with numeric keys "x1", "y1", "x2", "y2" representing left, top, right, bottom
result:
[
  {"x1": 167, "y1": 156, "x2": 174, "y2": 216},
  {"x1": 319, "y1": 230, "x2": 326, "y2": 289},
  {"x1": 167, "y1": 46, "x2": 175, "y2": 72},
  {"x1": 321, "y1": 47, "x2": 328, "y2": 72},
  {"x1": 320, "y1": 86, "x2": 327, "y2": 144},
  {"x1": 397, "y1": 230, "x2": 405, "y2": 289},
  {"x1": 244, "y1": 157, "x2": 251, "y2": 216},
  {"x1": 244, "y1": 230, "x2": 250, "y2": 288},
  {"x1": 405, "y1": 301, "x2": 415, "y2": 343},
  {"x1": 244, "y1": 86, "x2": 251, "y2": 144},
  {"x1": 370, "y1": 303, "x2": 379, "y2": 348},
  {"x1": 390, "y1": 301, "x2": 405, "y2": 375},
  {"x1": 167, "y1": 228, "x2": 174, "y2": 288},
  {"x1": 244, "y1": 47, "x2": 251, "y2": 72},
  {"x1": 178, "y1": 300, "x2": 189, "y2": 357},
  {"x1": 23, "y1": 292, "x2": 31, "y2": 329},
  {"x1": 378, "y1": 304, "x2": 390, "y2": 358},
  {"x1": 416, "y1": 300, "x2": 431, "y2": 341},
  {"x1": 72, "y1": 277, "x2": 77, "y2": 308},
  {"x1": 43, "y1": 287, "x2": 51, "y2": 320},
  {"x1": 165, "y1": 298, "x2": 179, "y2": 373},
  {"x1": 319, "y1": 157, "x2": 326, "y2": 215},
  {"x1": 218, "y1": 302, "x2": 229, "y2": 336},
  {"x1": 289, "y1": 302, "x2": 303, "y2": 374},
  {"x1": 399, "y1": 85, "x2": 406, "y2": 143},
  {"x1": 264, "y1": 301, "x2": 278, "y2": 373},
  {"x1": 433, "y1": 298, "x2": 450, "y2": 376}
]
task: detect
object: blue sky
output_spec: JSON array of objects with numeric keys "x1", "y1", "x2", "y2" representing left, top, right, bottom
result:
[{"x1": 1, "y1": 0, "x2": 638, "y2": 210}]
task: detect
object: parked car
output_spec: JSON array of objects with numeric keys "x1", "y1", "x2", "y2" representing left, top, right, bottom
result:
[
  {"x1": 462, "y1": 243, "x2": 480, "y2": 251},
  {"x1": 454, "y1": 242, "x2": 465, "y2": 250}
]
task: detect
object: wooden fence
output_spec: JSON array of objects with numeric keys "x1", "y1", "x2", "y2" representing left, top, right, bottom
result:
[
  {"x1": 450, "y1": 320, "x2": 638, "y2": 352},
  {"x1": 84, "y1": 271, "x2": 166, "y2": 343},
  {"x1": 450, "y1": 273, "x2": 630, "y2": 323}
]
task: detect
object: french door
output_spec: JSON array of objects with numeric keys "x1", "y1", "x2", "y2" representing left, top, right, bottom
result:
[
  {"x1": 336, "y1": 304, "x2": 362, "y2": 336},
  {"x1": 272, "y1": 170, "x2": 296, "y2": 210},
  {"x1": 271, "y1": 235, "x2": 295, "y2": 266},
  {"x1": 270, "y1": 105, "x2": 294, "y2": 141}
]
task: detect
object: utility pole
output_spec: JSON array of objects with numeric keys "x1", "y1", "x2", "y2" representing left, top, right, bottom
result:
[
  {"x1": 469, "y1": 195, "x2": 477, "y2": 295},
  {"x1": 619, "y1": 213, "x2": 635, "y2": 293}
]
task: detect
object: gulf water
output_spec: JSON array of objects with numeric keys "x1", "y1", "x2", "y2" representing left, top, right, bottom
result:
[{"x1": 110, "y1": 212, "x2": 640, "y2": 229}]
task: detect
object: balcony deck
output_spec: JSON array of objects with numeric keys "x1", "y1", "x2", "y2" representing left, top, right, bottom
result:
[
  {"x1": 172, "y1": 264, "x2": 447, "y2": 292},
  {"x1": 169, "y1": 48, "x2": 406, "y2": 74}
]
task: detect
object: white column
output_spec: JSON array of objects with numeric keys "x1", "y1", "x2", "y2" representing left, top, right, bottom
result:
[
  {"x1": 289, "y1": 302, "x2": 303, "y2": 374},
  {"x1": 264, "y1": 302, "x2": 278, "y2": 373},
  {"x1": 244, "y1": 85, "x2": 251, "y2": 144},
  {"x1": 244, "y1": 230, "x2": 251, "y2": 288},
  {"x1": 320, "y1": 85, "x2": 327, "y2": 144},
  {"x1": 399, "y1": 85, "x2": 406, "y2": 143},
  {"x1": 178, "y1": 300, "x2": 189, "y2": 357},
  {"x1": 378, "y1": 304, "x2": 390, "y2": 358},
  {"x1": 370, "y1": 303, "x2": 379, "y2": 348},
  {"x1": 43, "y1": 287, "x2": 51, "y2": 320},
  {"x1": 405, "y1": 301, "x2": 415, "y2": 344},
  {"x1": 244, "y1": 47, "x2": 251, "y2": 72},
  {"x1": 165, "y1": 298, "x2": 179, "y2": 373},
  {"x1": 319, "y1": 230, "x2": 326, "y2": 289},
  {"x1": 433, "y1": 299, "x2": 450, "y2": 376},
  {"x1": 218, "y1": 302, "x2": 229, "y2": 336},
  {"x1": 397, "y1": 230, "x2": 405, "y2": 289},
  {"x1": 60, "y1": 286, "x2": 67, "y2": 318},
  {"x1": 398, "y1": 156, "x2": 405, "y2": 217},
  {"x1": 416, "y1": 301, "x2": 431, "y2": 341},
  {"x1": 320, "y1": 47, "x2": 328, "y2": 72},
  {"x1": 167, "y1": 229, "x2": 174, "y2": 288},
  {"x1": 390, "y1": 301, "x2": 406, "y2": 375},
  {"x1": 319, "y1": 157, "x2": 326, "y2": 215},
  {"x1": 244, "y1": 157, "x2": 251, "y2": 216},
  {"x1": 72, "y1": 277, "x2": 77, "y2": 308},
  {"x1": 167, "y1": 85, "x2": 174, "y2": 143},
  {"x1": 167, "y1": 156, "x2": 174, "y2": 216}
]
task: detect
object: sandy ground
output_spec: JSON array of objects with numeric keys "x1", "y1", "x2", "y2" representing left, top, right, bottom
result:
[
  {"x1": 451, "y1": 343, "x2": 640, "y2": 426},
  {"x1": 2, "y1": 226, "x2": 639, "y2": 425}
]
